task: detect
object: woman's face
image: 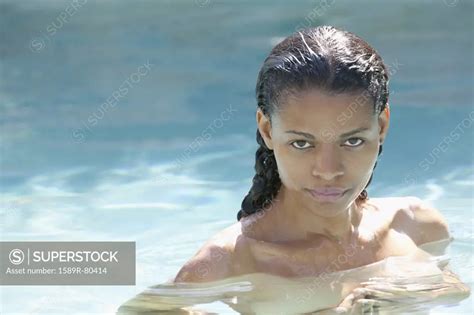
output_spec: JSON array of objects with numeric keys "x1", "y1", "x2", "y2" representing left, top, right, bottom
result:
[{"x1": 257, "y1": 88, "x2": 390, "y2": 216}]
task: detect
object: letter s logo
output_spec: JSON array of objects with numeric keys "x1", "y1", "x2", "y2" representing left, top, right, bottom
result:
[{"x1": 9, "y1": 249, "x2": 25, "y2": 265}]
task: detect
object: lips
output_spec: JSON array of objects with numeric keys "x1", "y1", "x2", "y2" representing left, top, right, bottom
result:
[{"x1": 306, "y1": 187, "x2": 349, "y2": 203}]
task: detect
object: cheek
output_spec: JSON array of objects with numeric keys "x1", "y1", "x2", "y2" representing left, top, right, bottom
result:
[
  {"x1": 362, "y1": 142, "x2": 381, "y2": 168},
  {"x1": 353, "y1": 149, "x2": 378, "y2": 170},
  {"x1": 348, "y1": 138, "x2": 379, "y2": 163},
  {"x1": 272, "y1": 146, "x2": 304, "y2": 188},
  {"x1": 353, "y1": 144, "x2": 380, "y2": 184}
]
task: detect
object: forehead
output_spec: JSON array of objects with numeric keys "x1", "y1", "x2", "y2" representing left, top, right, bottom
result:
[{"x1": 272, "y1": 89, "x2": 375, "y2": 130}]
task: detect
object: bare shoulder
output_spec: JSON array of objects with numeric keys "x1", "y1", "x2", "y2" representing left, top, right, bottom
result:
[
  {"x1": 173, "y1": 224, "x2": 241, "y2": 283},
  {"x1": 387, "y1": 196, "x2": 451, "y2": 246}
]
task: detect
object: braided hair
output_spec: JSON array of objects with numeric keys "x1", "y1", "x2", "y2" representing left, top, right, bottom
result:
[{"x1": 237, "y1": 26, "x2": 389, "y2": 221}]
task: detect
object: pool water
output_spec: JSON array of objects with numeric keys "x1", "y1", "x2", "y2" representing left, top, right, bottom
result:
[
  {"x1": 115, "y1": 239, "x2": 470, "y2": 314},
  {"x1": 0, "y1": 0, "x2": 472, "y2": 314}
]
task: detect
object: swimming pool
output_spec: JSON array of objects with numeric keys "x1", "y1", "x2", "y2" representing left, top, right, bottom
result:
[{"x1": 0, "y1": 0, "x2": 472, "y2": 314}]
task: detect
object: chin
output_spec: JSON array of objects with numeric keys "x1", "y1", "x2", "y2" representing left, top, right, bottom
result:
[{"x1": 307, "y1": 205, "x2": 348, "y2": 218}]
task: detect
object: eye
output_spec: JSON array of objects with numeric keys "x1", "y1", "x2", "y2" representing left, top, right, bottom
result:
[
  {"x1": 291, "y1": 140, "x2": 312, "y2": 150},
  {"x1": 344, "y1": 138, "x2": 365, "y2": 147}
]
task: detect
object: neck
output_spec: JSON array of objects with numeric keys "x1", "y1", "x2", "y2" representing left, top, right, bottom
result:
[{"x1": 272, "y1": 186, "x2": 363, "y2": 245}]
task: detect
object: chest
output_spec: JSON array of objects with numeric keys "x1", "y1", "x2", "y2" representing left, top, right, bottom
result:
[
  {"x1": 233, "y1": 198, "x2": 419, "y2": 278},
  {"x1": 237, "y1": 227, "x2": 419, "y2": 278}
]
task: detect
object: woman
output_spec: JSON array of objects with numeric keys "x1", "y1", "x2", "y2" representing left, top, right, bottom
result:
[{"x1": 170, "y1": 25, "x2": 470, "y2": 313}]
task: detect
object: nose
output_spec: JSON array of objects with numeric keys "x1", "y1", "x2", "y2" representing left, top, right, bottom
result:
[{"x1": 311, "y1": 144, "x2": 344, "y2": 181}]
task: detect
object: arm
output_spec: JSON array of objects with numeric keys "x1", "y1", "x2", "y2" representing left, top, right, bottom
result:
[
  {"x1": 311, "y1": 266, "x2": 471, "y2": 315},
  {"x1": 118, "y1": 244, "x2": 233, "y2": 313},
  {"x1": 392, "y1": 196, "x2": 470, "y2": 298},
  {"x1": 174, "y1": 243, "x2": 233, "y2": 283},
  {"x1": 430, "y1": 265, "x2": 471, "y2": 303},
  {"x1": 382, "y1": 197, "x2": 470, "y2": 304},
  {"x1": 313, "y1": 198, "x2": 470, "y2": 314},
  {"x1": 308, "y1": 287, "x2": 385, "y2": 315},
  {"x1": 393, "y1": 196, "x2": 451, "y2": 247}
]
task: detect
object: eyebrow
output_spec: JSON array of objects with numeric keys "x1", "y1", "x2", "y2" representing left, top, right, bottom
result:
[{"x1": 285, "y1": 127, "x2": 371, "y2": 139}]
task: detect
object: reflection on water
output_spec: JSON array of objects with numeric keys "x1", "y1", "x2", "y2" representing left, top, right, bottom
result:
[{"x1": 117, "y1": 239, "x2": 470, "y2": 314}]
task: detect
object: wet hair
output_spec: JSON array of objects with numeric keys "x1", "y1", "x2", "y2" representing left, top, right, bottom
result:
[{"x1": 237, "y1": 25, "x2": 389, "y2": 221}]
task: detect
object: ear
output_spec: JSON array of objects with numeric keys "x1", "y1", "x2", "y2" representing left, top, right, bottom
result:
[
  {"x1": 256, "y1": 109, "x2": 274, "y2": 150},
  {"x1": 378, "y1": 103, "x2": 390, "y2": 144}
]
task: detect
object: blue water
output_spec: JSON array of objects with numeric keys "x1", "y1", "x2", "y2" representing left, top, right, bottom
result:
[{"x1": 0, "y1": 0, "x2": 472, "y2": 314}]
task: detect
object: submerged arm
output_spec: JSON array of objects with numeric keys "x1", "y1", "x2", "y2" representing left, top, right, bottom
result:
[{"x1": 311, "y1": 265, "x2": 471, "y2": 314}]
